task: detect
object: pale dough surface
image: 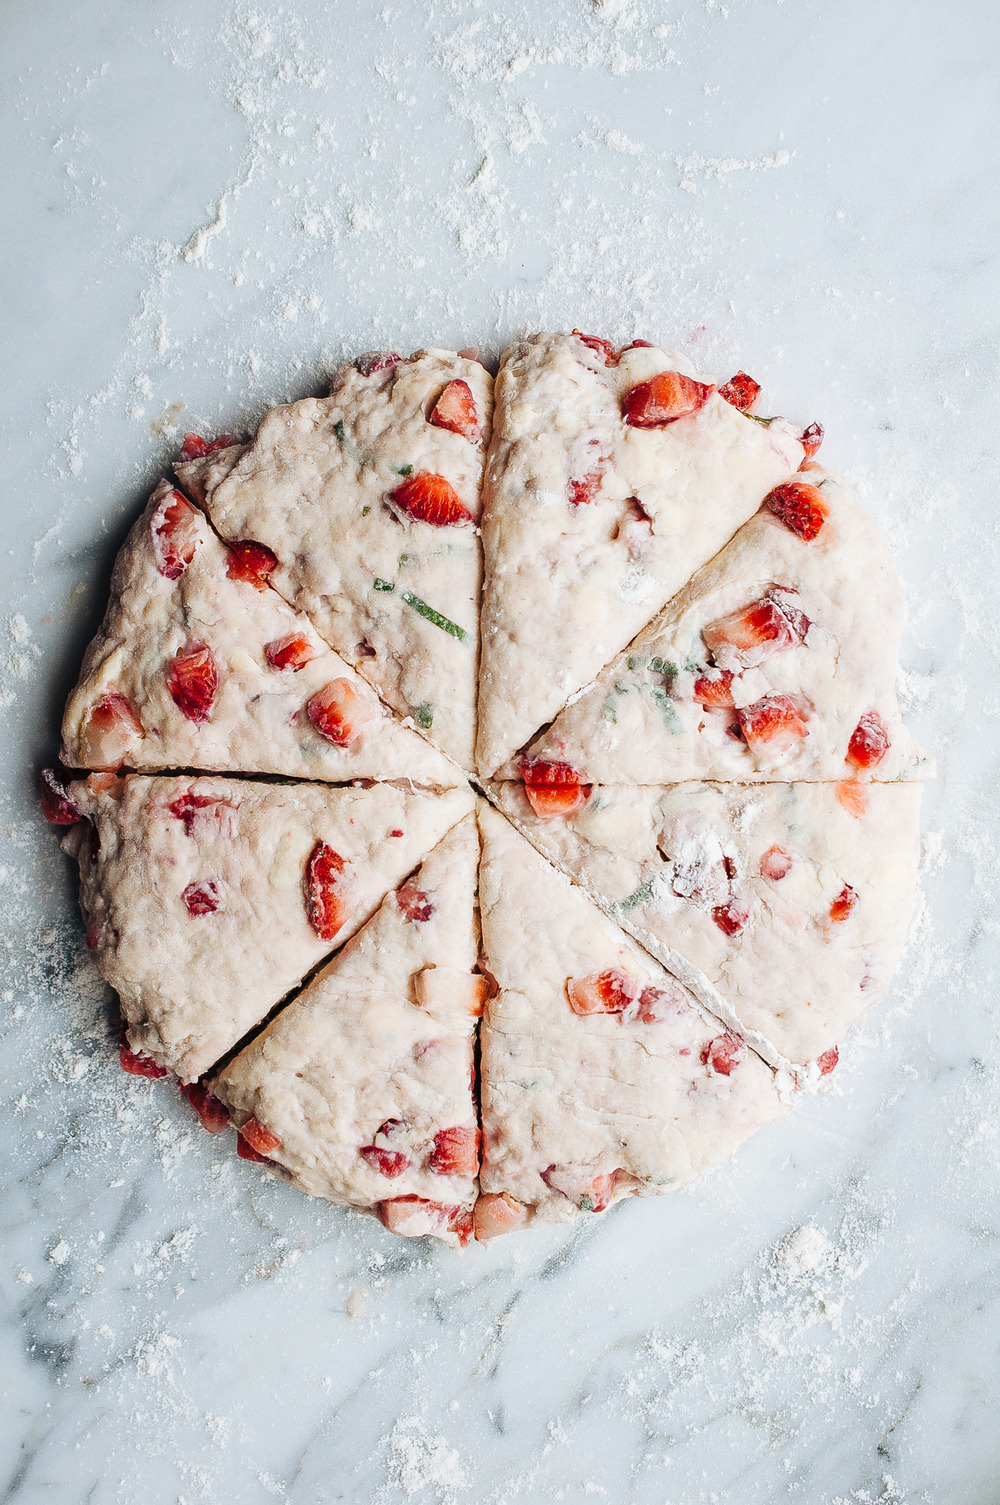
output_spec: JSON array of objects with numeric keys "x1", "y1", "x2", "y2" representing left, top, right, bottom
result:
[
  {"x1": 64, "y1": 774, "x2": 473, "y2": 1081},
  {"x1": 213, "y1": 814, "x2": 480, "y2": 1247},
  {"x1": 476, "y1": 332, "x2": 805, "y2": 778}
]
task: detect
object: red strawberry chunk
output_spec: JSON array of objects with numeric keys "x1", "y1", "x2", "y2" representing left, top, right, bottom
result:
[
  {"x1": 360, "y1": 1144, "x2": 410, "y2": 1177},
  {"x1": 167, "y1": 642, "x2": 218, "y2": 723},
  {"x1": 226, "y1": 540, "x2": 278, "y2": 590},
  {"x1": 429, "y1": 1125, "x2": 480, "y2": 1178},
  {"x1": 847, "y1": 711, "x2": 890, "y2": 770},
  {"x1": 817, "y1": 1046, "x2": 839, "y2": 1075},
  {"x1": 181, "y1": 880, "x2": 221, "y2": 917},
  {"x1": 237, "y1": 1137, "x2": 273, "y2": 1164},
  {"x1": 388, "y1": 471, "x2": 474, "y2": 527},
  {"x1": 622, "y1": 371, "x2": 714, "y2": 427},
  {"x1": 568, "y1": 469, "x2": 603, "y2": 507},
  {"x1": 800, "y1": 422, "x2": 824, "y2": 459},
  {"x1": 304, "y1": 841, "x2": 355, "y2": 941},
  {"x1": 567, "y1": 968, "x2": 639, "y2": 1016},
  {"x1": 240, "y1": 1117, "x2": 282, "y2": 1157},
  {"x1": 737, "y1": 694, "x2": 809, "y2": 750},
  {"x1": 151, "y1": 488, "x2": 201, "y2": 580},
  {"x1": 40, "y1": 768, "x2": 83, "y2": 826},
  {"x1": 541, "y1": 1164, "x2": 619, "y2": 1212},
  {"x1": 181, "y1": 1081, "x2": 230, "y2": 1133},
  {"x1": 711, "y1": 901, "x2": 750, "y2": 937},
  {"x1": 702, "y1": 597, "x2": 800, "y2": 670},
  {"x1": 521, "y1": 758, "x2": 591, "y2": 820},
  {"x1": 168, "y1": 789, "x2": 221, "y2": 835},
  {"x1": 120, "y1": 1029, "x2": 168, "y2": 1079},
  {"x1": 836, "y1": 780, "x2": 868, "y2": 819},
  {"x1": 631, "y1": 984, "x2": 690, "y2": 1025},
  {"x1": 265, "y1": 633, "x2": 315, "y2": 672},
  {"x1": 82, "y1": 692, "x2": 144, "y2": 769},
  {"x1": 178, "y1": 433, "x2": 241, "y2": 461},
  {"x1": 307, "y1": 678, "x2": 376, "y2": 748},
  {"x1": 574, "y1": 332, "x2": 618, "y2": 365},
  {"x1": 355, "y1": 351, "x2": 401, "y2": 376},
  {"x1": 620, "y1": 339, "x2": 655, "y2": 352},
  {"x1": 428, "y1": 379, "x2": 480, "y2": 441},
  {"x1": 474, "y1": 1191, "x2": 528, "y2": 1241},
  {"x1": 763, "y1": 481, "x2": 829, "y2": 542},
  {"x1": 693, "y1": 670, "x2": 736, "y2": 709},
  {"x1": 829, "y1": 884, "x2": 858, "y2": 923},
  {"x1": 759, "y1": 844, "x2": 793, "y2": 881},
  {"x1": 398, "y1": 879, "x2": 434, "y2": 923},
  {"x1": 377, "y1": 1196, "x2": 474, "y2": 1245},
  {"x1": 701, "y1": 1033, "x2": 745, "y2": 1075},
  {"x1": 718, "y1": 371, "x2": 761, "y2": 413}
]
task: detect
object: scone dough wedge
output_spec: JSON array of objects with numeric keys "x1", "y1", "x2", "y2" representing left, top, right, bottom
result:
[
  {"x1": 178, "y1": 349, "x2": 493, "y2": 768},
  {"x1": 487, "y1": 780, "x2": 922, "y2": 1070},
  {"x1": 62, "y1": 774, "x2": 473, "y2": 1081},
  {"x1": 516, "y1": 466, "x2": 930, "y2": 786},
  {"x1": 211, "y1": 814, "x2": 482, "y2": 1249},
  {"x1": 474, "y1": 804, "x2": 787, "y2": 1236},
  {"x1": 476, "y1": 332, "x2": 806, "y2": 778},
  {"x1": 60, "y1": 481, "x2": 459, "y2": 786}
]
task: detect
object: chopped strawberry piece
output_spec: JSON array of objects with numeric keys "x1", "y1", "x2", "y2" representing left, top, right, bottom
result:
[
  {"x1": 429, "y1": 1125, "x2": 480, "y2": 1178},
  {"x1": 226, "y1": 540, "x2": 278, "y2": 590},
  {"x1": 541, "y1": 1164, "x2": 619, "y2": 1212},
  {"x1": 701, "y1": 1033, "x2": 745, "y2": 1075},
  {"x1": 236, "y1": 1137, "x2": 274, "y2": 1164},
  {"x1": 181, "y1": 880, "x2": 221, "y2": 916},
  {"x1": 307, "y1": 678, "x2": 376, "y2": 748},
  {"x1": 631, "y1": 984, "x2": 689, "y2": 1025},
  {"x1": 718, "y1": 371, "x2": 761, "y2": 413},
  {"x1": 374, "y1": 1116, "x2": 408, "y2": 1141},
  {"x1": 398, "y1": 879, "x2": 434, "y2": 923},
  {"x1": 817, "y1": 1046, "x2": 839, "y2": 1075},
  {"x1": 568, "y1": 469, "x2": 603, "y2": 507},
  {"x1": 521, "y1": 758, "x2": 591, "y2": 820},
  {"x1": 622, "y1": 371, "x2": 714, "y2": 428},
  {"x1": 240, "y1": 1117, "x2": 282, "y2": 1157},
  {"x1": 388, "y1": 471, "x2": 474, "y2": 527},
  {"x1": 178, "y1": 433, "x2": 241, "y2": 461},
  {"x1": 763, "y1": 481, "x2": 829, "y2": 542},
  {"x1": 428, "y1": 379, "x2": 480, "y2": 441},
  {"x1": 847, "y1": 711, "x2": 890, "y2": 770},
  {"x1": 474, "y1": 1191, "x2": 528, "y2": 1241},
  {"x1": 693, "y1": 670, "x2": 736, "y2": 709},
  {"x1": 800, "y1": 422, "x2": 824, "y2": 459},
  {"x1": 40, "y1": 768, "x2": 82, "y2": 825},
  {"x1": 703, "y1": 597, "x2": 802, "y2": 671},
  {"x1": 829, "y1": 884, "x2": 858, "y2": 923},
  {"x1": 265, "y1": 633, "x2": 315, "y2": 672},
  {"x1": 711, "y1": 901, "x2": 750, "y2": 937},
  {"x1": 620, "y1": 339, "x2": 655, "y2": 352},
  {"x1": 737, "y1": 694, "x2": 809, "y2": 750},
  {"x1": 168, "y1": 789, "x2": 221, "y2": 835},
  {"x1": 767, "y1": 587, "x2": 812, "y2": 641},
  {"x1": 181, "y1": 1081, "x2": 230, "y2": 1133},
  {"x1": 151, "y1": 488, "x2": 200, "y2": 580},
  {"x1": 566, "y1": 968, "x2": 638, "y2": 1016},
  {"x1": 355, "y1": 638, "x2": 377, "y2": 658},
  {"x1": 82, "y1": 692, "x2": 144, "y2": 769},
  {"x1": 574, "y1": 332, "x2": 618, "y2": 365},
  {"x1": 304, "y1": 841, "x2": 355, "y2": 941},
  {"x1": 120, "y1": 1030, "x2": 168, "y2": 1079},
  {"x1": 355, "y1": 351, "x2": 401, "y2": 376},
  {"x1": 377, "y1": 1196, "x2": 474, "y2": 1244},
  {"x1": 360, "y1": 1144, "x2": 410, "y2": 1177},
  {"x1": 167, "y1": 643, "x2": 218, "y2": 724},
  {"x1": 836, "y1": 780, "x2": 868, "y2": 819},
  {"x1": 759, "y1": 844, "x2": 793, "y2": 881}
]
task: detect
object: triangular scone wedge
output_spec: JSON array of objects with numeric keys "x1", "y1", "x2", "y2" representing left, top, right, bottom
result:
[
  {"x1": 60, "y1": 481, "x2": 459, "y2": 786},
  {"x1": 61, "y1": 774, "x2": 473, "y2": 1082},
  {"x1": 516, "y1": 466, "x2": 930, "y2": 785},
  {"x1": 476, "y1": 332, "x2": 806, "y2": 778},
  {"x1": 487, "y1": 780, "x2": 921, "y2": 1070},
  {"x1": 210, "y1": 814, "x2": 482, "y2": 1250},
  {"x1": 473, "y1": 804, "x2": 787, "y2": 1236},
  {"x1": 178, "y1": 350, "x2": 493, "y2": 768}
]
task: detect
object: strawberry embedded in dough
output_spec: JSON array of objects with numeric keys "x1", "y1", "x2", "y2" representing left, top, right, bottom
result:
[
  {"x1": 626, "y1": 983, "x2": 691, "y2": 1025},
  {"x1": 264, "y1": 633, "x2": 315, "y2": 672},
  {"x1": 702, "y1": 596, "x2": 805, "y2": 671},
  {"x1": 167, "y1": 643, "x2": 219, "y2": 724},
  {"x1": 359, "y1": 1144, "x2": 410, "y2": 1177},
  {"x1": 428, "y1": 379, "x2": 480, "y2": 441},
  {"x1": 387, "y1": 471, "x2": 474, "y2": 528},
  {"x1": 80, "y1": 691, "x2": 145, "y2": 770},
  {"x1": 847, "y1": 711, "x2": 890, "y2": 771},
  {"x1": 150, "y1": 488, "x2": 201, "y2": 580},
  {"x1": 40, "y1": 768, "x2": 83, "y2": 825},
  {"x1": 759, "y1": 844, "x2": 793, "y2": 881},
  {"x1": 568, "y1": 468, "x2": 604, "y2": 507},
  {"x1": 718, "y1": 371, "x2": 761, "y2": 413},
  {"x1": 178, "y1": 433, "x2": 241, "y2": 461},
  {"x1": 181, "y1": 1080, "x2": 230, "y2": 1133},
  {"x1": 226, "y1": 540, "x2": 278, "y2": 590},
  {"x1": 701, "y1": 1033, "x2": 745, "y2": 1075},
  {"x1": 737, "y1": 694, "x2": 810, "y2": 751},
  {"x1": 836, "y1": 781, "x2": 868, "y2": 819},
  {"x1": 398, "y1": 879, "x2": 435, "y2": 923},
  {"x1": 303, "y1": 841, "x2": 356, "y2": 941},
  {"x1": 817, "y1": 1047, "x2": 840, "y2": 1075},
  {"x1": 354, "y1": 350, "x2": 401, "y2": 376},
  {"x1": 182, "y1": 880, "x2": 221, "y2": 917},
  {"x1": 428, "y1": 1125, "x2": 480, "y2": 1178},
  {"x1": 763, "y1": 480, "x2": 829, "y2": 542},
  {"x1": 693, "y1": 669, "x2": 736, "y2": 709},
  {"x1": 168, "y1": 787, "x2": 226, "y2": 835},
  {"x1": 377, "y1": 1197, "x2": 475, "y2": 1245},
  {"x1": 566, "y1": 968, "x2": 639, "y2": 1016},
  {"x1": 239, "y1": 1117, "x2": 282, "y2": 1157},
  {"x1": 800, "y1": 422, "x2": 824, "y2": 460},
  {"x1": 573, "y1": 331, "x2": 618, "y2": 365},
  {"x1": 621, "y1": 371, "x2": 715, "y2": 428},
  {"x1": 306, "y1": 678, "x2": 377, "y2": 748},
  {"x1": 541, "y1": 1164, "x2": 619, "y2": 1212},
  {"x1": 119, "y1": 1030, "x2": 168, "y2": 1079},
  {"x1": 520, "y1": 758, "x2": 591, "y2": 820},
  {"x1": 474, "y1": 1191, "x2": 528, "y2": 1240},
  {"x1": 712, "y1": 901, "x2": 750, "y2": 937},
  {"x1": 829, "y1": 884, "x2": 859, "y2": 923}
]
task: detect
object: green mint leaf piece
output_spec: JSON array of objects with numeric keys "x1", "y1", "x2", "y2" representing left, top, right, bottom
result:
[
  {"x1": 580, "y1": 1194, "x2": 594, "y2": 1212},
  {"x1": 400, "y1": 590, "x2": 467, "y2": 642},
  {"x1": 395, "y1": 463, "x2": 413, "y2": 476},
  {"x1": 649, "y1": 657, "x2": 678, "y2": 678},
  {"x1": 627, "y1": 655, "x2": 646, "y2": 671},
  {"x1": 650, "y1": 685, "x2": 682, "y2": 733},
  {"x1": 619, "y1": 879, "x2": 654, "y2": 913},
  {"x1": 361, "y1": 505, "x2": 371, "y2": 516},
  {"x1": 333, "y1": 420, "x2": 346, "y2": 442},
  {"x1": 373, "y1": 578, "x2": 395, "y2": 592},
  {"x1": 413, "y1": 701, "x2": 434, "y2": 729}
]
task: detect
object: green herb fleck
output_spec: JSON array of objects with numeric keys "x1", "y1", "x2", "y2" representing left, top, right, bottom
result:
[
  {"x1": 649, "y1": 657, "x2": 678, "y2": 678},
  {"x1": 627, "y1": 655, "x2": 646, "y2": 672},
  {"x1": 373, "y1": 577, "x2": 395, "y2": 592},
  {"x1": 361, "y1": 504, "x2": 371, "y2": 516},
  {"x1": 602, "y1": 697, "x2": 617, "y2": 725},
  {"x1": 747, "y1": 413, "x2": 774, "y2": 427},
  {"x1": 395, "y1": 463, "x2": 413, "y2": 476},
  {"x1": 412, "y1": 701, "x2": 434, "y2": 730},
  {"x1": 580, "y1": 1194, "x2": 594, "y2": 1213},
  {"x1": 619, "y1": 879, "x2": 654, "y2": 913},
  {"x1": 333, "y1": 420, "x2": 346, "y2": 442},
  {"x1": 614, "y1": 681, "x2": 629, "y2": 695},
  {"x1": 651, "y1": 685, "x2": 682, "y2": 732},
  {"x1": 400, "y1": 590, "x2": 467, "y2": 642}
]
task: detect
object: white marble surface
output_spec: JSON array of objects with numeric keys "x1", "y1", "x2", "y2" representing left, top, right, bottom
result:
[{"x1": 1, "y1": 1, "x2": 997, "y2": 1500}]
